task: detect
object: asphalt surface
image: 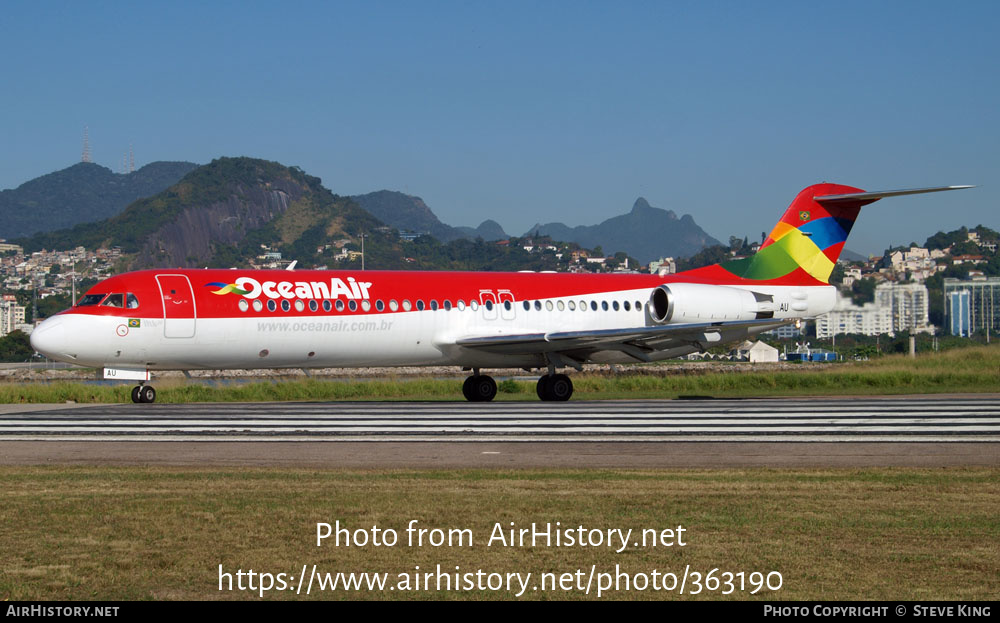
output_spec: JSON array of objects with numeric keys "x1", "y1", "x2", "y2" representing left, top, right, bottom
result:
[{"x1": 0, "y1": 395, "x2": 997, "y2": 467}]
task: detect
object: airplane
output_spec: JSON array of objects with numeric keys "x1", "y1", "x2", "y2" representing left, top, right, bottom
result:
[{"x1": 29, "y1": 183, "x2": 972, "y2": 403}]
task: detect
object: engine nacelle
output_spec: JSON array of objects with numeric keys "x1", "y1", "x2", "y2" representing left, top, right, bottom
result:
[{"x1": 649, "y1": 283, "x2": 762, "y2": 324}]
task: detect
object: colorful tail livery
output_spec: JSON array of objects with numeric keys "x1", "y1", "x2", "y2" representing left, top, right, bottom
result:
[
  {"x1": 30, "y1": 182, "x2": 972, "y2": 403},
  {"x1": 687, "y1": 184, "x2": 973, "y2": 287}
]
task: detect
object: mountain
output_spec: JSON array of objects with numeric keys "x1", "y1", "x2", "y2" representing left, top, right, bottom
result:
[
  {"x1": 0, "y1": 161, "x2": 198, "y2": 238},
  {"x1": 839, "y1": 248, "x2": 867, "y2": 262},
  {"x1": 527, "y1": 197, "x2": 721, "y2": 264},
  {"x1": 454, "y1": 219, "x2": 507, "y2": 241},
  {"x1": 14, "y1": 158, "x2": 600, "y2": 273},
  {"x1": 18, "y1": 157, "x2": 390, "y2": 270},
  {"x1": 352, "y1": 190, "x2": 508, "y2": 242}
]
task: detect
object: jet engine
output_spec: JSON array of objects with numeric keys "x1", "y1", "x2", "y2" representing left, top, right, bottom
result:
[{"x1": 648, "y1": 283, "x2": 772, "y2": 324}]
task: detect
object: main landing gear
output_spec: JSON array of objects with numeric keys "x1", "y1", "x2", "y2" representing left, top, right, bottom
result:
[
  {"x1": 130, "y1": 384, "x2": 156, "y2": 404},
  {"x1": 536, "y1": 373, "x2": 573, "y2": 401},
  {"x1": 461, "y1": 370, "x2": 574, "y2": 402},
  {"x1": 462, "y1": 373, "x2": 497, "y2": 402}
]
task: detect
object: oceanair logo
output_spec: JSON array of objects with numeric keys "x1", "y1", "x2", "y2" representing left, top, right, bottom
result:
[
  {"x1": 205, "y1": 277, "x2": 373, "y2": 300},
  {"x1": 206, "y1": 282, "x2": 250, "y2": 296}
]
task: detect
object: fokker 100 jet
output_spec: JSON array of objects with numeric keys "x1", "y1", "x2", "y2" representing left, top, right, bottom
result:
[{"x1": 30, "y1": 183, "x2": 971, "y2": 403}]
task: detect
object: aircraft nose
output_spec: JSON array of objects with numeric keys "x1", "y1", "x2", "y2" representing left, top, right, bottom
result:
[{"x1": 30, "y1": 315, "x2": 67, "y2": 360}]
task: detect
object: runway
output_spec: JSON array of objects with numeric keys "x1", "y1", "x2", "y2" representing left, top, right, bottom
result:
[{"x1": 1, "y1": 395, "x2": 998, "y2": 442}]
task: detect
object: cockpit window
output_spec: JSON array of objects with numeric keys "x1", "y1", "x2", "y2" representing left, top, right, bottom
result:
[
  {"x1": 101, "y1": 294, "x2": 125, "y2": 308},
  {"x1": 126, "y1": 293, "x2": 140, "y2": 309},
  {"x1": 77, "y1": 294, "x2": 106, "y2": 307}
]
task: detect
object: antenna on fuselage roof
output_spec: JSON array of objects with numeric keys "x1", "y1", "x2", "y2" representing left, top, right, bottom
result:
[{"x1": 286, "y1": 260, "x2": 297, "y2": 271}]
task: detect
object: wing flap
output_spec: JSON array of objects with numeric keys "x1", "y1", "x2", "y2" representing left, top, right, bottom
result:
[{"x1": 454, "y1": 319, "x2": 792, "y2": 360}]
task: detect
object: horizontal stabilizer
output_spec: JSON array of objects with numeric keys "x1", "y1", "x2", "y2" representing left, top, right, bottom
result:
[{"x1": 815, "y1": 185, "x2": 974, "y2": 205}]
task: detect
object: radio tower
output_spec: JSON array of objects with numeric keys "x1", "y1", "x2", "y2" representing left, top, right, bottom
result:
[{"x1": 81, "y1": 126, "x2": 92, "y2": 163}]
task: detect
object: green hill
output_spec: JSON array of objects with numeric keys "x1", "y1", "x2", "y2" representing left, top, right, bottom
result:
[
  {"x1": 0, "y1": 161, "x2": 197, "y2": 238},
  {"x1": 18, "y1": 157, "x2": 390, "y2": 269},
  {"x1": 352, "y1": 190, "x2": 508, "y2": 242},
  {"x1": 15, "y1": 157, "x2": 622, "y2": 273}
]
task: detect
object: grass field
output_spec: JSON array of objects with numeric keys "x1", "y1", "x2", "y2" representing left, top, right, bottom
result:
[
  {"x1": 2, "y1": 346, "x2": 996, "y2": 601},
  {"x1": 1, "y1": 344, "x2": 998, "y2": 403},
  {"x1": 1, "y1": 467, "x2": 997, "y2": 600}
]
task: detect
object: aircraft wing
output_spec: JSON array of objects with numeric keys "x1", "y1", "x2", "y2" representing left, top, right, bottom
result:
[{"x1": 454, "y1": 319, "x2": 792, "y2": 365}]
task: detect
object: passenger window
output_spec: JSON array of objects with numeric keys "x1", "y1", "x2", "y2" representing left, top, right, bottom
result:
[
  {"x1": 568, "y1": 300, "x2": 576, "y2": 311},
  {"x1": 323, "y1": 300, "x2": 332, "y2": 312},
  {"x1": 523, "y1": 301, "x2": 530, "y2": 311},
  {"x1": 403, "y1": 300, "x2": 412, "y2": 311},
  {"x1": 389, "y1": 300, "x2": 399, "y2": 311},
  {"x1": 457, "y1": 300, "x2": 466, "y2": 311},
  {"x1": 101, "y1": 294, "x2": 125, "y2": 308},
  {"x1": 281, "y1": 300, "x2": 291, "y2": 312},
  {"x1": 430, "y1": 300, "x2": 439, "y2": 311},
  {"x1": 534, "y1": 301, "x2": 542, "y2": 311},
  {"x1": 309, "y1": 300, "x2": 318, "y2": 312},
  {"x1": 267, "y1": 300, "x2": 277, "y2": 312},
  {"x1": 470, "y1": 301, "x2": 478, "y2": 311},
  {"x1": 601, "y1": 301, "x2": 609, "y2": 311},
  {"x1": 294, "y1": 300, "x2": 305, "y2": 312},
  {"x1": 545, "y1": 301, "x2": 553, "y2": 311},
  {"x1": 416, "y1": 300, "x2": 425, "y2": 311},
  {"x1": 238, "y1": 299, "x2": 249, "y2": 312},
  {"x1": 375, "y1": 300, "x2": 385, "y2": 311},
  {"x1": 590, "y1": 301, "x2": 598, "y2": 311},
  {"x1": 126, "y1": 293, "x2": 140, "y2": 309},
  {"x1": 349, "y1": 300, "x2": 358, "y2": 311},
  {"x1": 557, "y1": 301, "x2": 565, "y2": 311},
  {"x1": 336, "y1": 300, "x2": 345, "y2": 311},
  {"x1": 624, "y1": 301, "x2": 631, "y2": 311},
  {"x1": 502, "y1": 301, "x2": 510, "y2": 311},
  {"x1": 252, "y1": 300, "x2": 263, "y2": 312},
  {"x1": 612, "y1": 301, "x2": 619, "y2": 311},
  {"x1": 483, "y1": 300, "x2": 492, "y2": 311},
  {"x1": 444, "y1": 300, "x2": 453, "y2": 311}
]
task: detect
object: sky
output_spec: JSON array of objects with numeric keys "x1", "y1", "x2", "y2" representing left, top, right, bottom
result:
[{"x1": 0, "y1": 1, "x2": 996, "y2": 255}]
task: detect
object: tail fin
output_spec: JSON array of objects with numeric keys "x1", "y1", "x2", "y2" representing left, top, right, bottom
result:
[{"x1": 720, "y1": 183, "x2": 972, "y2": 285}]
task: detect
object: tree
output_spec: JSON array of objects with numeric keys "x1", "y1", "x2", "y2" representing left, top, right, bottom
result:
[
  {"x1": 0, "y1": 331, "x2": 33, "y2": 362},
  {"x1": 850, "y1": 277, "x2": 876, "y2": 305},
  {"x1": 830, "y1": 263, "x2": 846, "y2": 287},
  {"x1": 676, "y1": 245, "x2": 730, "y2": 271}
]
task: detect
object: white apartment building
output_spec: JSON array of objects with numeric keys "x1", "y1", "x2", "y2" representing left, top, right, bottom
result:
[
  {"x1": 0, "y1": 295, "x2": 26, "y2": 337},
  {"x1": 875, "y1": 282, "x2": 933, "y2": 334},
  {"x1": 649, "y1": 257, "x2": 676, "y2": 275},
  {"x1": 815, "y1": 294, "x2": 894, "y2": 338},
  {"x1": 815, "y1": 283, "x2": 933, "y2": 338}
]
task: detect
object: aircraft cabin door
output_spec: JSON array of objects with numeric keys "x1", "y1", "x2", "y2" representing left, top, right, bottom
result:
[
  {"x1": 479, "y1": 290, "x2": 498, "y2": 321},
  {"x1": 498, "y1": 289, "x2": 516, "y2": 320},
  {"x1": 155, "y1": 274, "x2": 197, "y2": 338}
]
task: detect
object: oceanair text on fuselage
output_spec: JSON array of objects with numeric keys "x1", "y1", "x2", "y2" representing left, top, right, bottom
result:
[{"x1": 229, "y1": 276, "x2": 374, "y2": 301}]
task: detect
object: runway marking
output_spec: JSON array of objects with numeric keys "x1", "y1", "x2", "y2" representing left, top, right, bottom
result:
[{"x1": 1, "y1": 397, "x2": 998, "y2": 442}]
